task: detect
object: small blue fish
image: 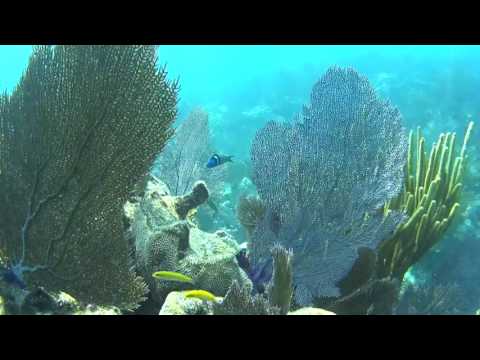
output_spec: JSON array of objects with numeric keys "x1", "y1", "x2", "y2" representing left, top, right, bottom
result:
[
  {"x1": 248, "y1": 259, "x2": 273, "y2": 295},
  {"x1": 206, "y1": 154, "x2": 233, "y2": 169}
]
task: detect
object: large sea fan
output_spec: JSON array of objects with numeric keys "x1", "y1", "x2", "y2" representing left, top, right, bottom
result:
[{"x1": 250, "y1": 66, "x2": 408, "y2": 305}]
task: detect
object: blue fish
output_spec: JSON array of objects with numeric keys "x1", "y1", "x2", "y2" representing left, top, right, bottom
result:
[
  {"x1": 248, "y1": 259, "x2": 273, "y2": 295},
  {"x1": 206, "y1": 154, "x2": 233, "y2": 169},
  {"x1": 235, "y1": 249, "x2": 273, "y2": 295}
]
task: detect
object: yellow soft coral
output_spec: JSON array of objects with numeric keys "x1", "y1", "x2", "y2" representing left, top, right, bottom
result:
[{"x1": 378, "y1": 121, "x2": 474, "y2": 280}]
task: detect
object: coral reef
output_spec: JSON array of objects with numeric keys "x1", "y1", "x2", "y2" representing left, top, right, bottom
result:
[
  {"x1": 236, "y1": 195, "x2": 266, "y2": 239},
  {"x1": 126, "y1": 177, "x2": 252, "y2": 310},
  {"x1": 0, "y1": 45, "x2": 178, "y2": 309},
  {"x1": 379, "y1": 121, "x2": 475, "y2": 280},
  {"x1": 177, "y1": 228, "x2": 252, "y2": 297},
  {"x1": 249, "y1": 66, "x2": 408, "y2": 305},
  {"x1": 159, "y1": 291, "x2": 218, "y2": 315},
  {"x1": 175, "y1": 181, "x2": 209, "y2": 219},
  {"x1": 213, "y1": 244, "x2": 294, "y2": 315},
  {"x1": 160, "y1": 289, "x2": 335, "y2": 316},
  {"x1": 152, "y1": 108, "x2": 228, "y2": 198},
  {"x1": 213, "y1": 280, "x2": 280, "y2": 315}
]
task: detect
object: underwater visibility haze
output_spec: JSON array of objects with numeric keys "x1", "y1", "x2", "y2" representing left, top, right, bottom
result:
[{"x1": 0, "y1": 45, "x2": 478, "y2": 315}]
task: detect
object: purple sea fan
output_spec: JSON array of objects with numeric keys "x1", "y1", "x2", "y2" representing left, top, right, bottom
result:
[{"x1": 250, "y1": 66, "x2": 408, "y2": 305}]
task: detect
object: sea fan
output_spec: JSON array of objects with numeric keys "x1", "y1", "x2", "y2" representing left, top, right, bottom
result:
[{"x1": 250, "y1": 66, "x2": 408, "y2": 305}]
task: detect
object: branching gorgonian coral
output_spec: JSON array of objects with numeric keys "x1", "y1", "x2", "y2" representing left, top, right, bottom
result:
[
  {"x1": 152, "y1": 108, "x2": 227, "y2": 197},
  {"x1": 0, "y1": 45, "x2": 178, "y2": 309},
  {"x1": 379, "y1": 122, "x2": 474, "y2": 280},
  {"x1": 250, "y1": 66, "x2": 408, "y2": 305},
  {"x1": 236, "y1": 194, "x2": 266, "y2": 238}
]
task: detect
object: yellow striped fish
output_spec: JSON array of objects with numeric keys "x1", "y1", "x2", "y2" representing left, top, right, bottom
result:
[
  {"x1": 152, "y1": 271, "x2": 194, "y2": 284},
  {"x1": 183, "y1": 289, "x2": 218, "y2": 302}
]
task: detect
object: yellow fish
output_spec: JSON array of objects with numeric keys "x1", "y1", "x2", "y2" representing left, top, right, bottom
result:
[
  {"x1": 152, "y1": 271, "x2": 194, "y2": 284},
  {"x1": 183, "y1": 289, "x2": 218, "y2": 302}
]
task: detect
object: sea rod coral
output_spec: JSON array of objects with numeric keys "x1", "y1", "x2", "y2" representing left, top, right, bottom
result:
[
  {"x1": 0, "y1": 45, "x2": 178, "y2": 309},
  {"x1": 250, "y1": 66, "x2": 408, "y2": 306},
  {"x1": 379, "y1": 122, "x2": 475, "y2": 280}
]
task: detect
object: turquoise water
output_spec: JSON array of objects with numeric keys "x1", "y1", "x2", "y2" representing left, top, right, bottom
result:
[
  {"x1": 0, "y1": 45, "x2": 32, "y2": 92},
  {"x1": 2, "y1": 46, "x2": 480, "y2": 128},
  {"x1": 0, "y1": 45, "x2": 479, "y2": 314},
  {"x1": 3, "y1": 45, "x2": 480, "y2": 115},
  {"x1": 159, "y1": 45, "x2": 480, "y2": 159}
]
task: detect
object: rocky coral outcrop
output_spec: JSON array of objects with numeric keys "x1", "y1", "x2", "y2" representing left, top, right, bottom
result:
[
  {"x1": 159, "y1": 291, "x2": 219, "y2": 315},
  {"x1": 125, "y1": 177, "x2": 252, "y2": 308},
  {"x1": 158, "y1": 291, "x2": 336, "y2": 316}
]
